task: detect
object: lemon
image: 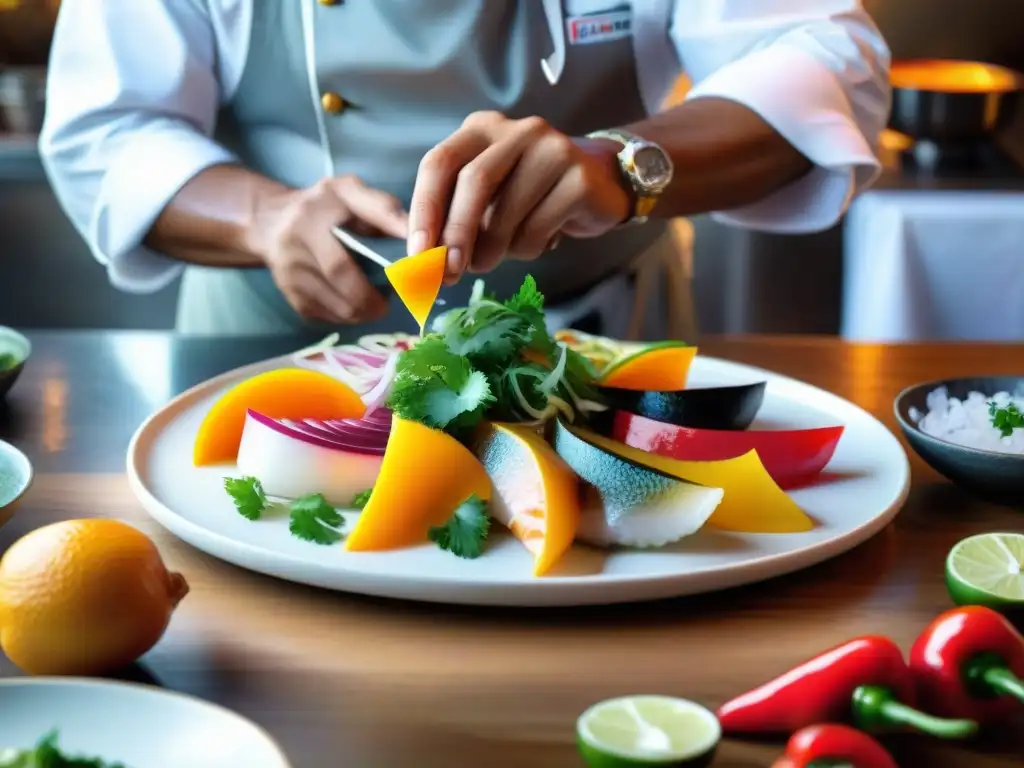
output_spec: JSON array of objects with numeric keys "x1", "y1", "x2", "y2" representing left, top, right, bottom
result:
[
  {"x1": 576, "y1": 695, "x2": 720, "y2": 768},
  {"x1": 946, "y1": 532, "x2": 1024, "y2": 611},
  {"x1": 0, "y1": 519, "x2": 189, "y2": 675}
]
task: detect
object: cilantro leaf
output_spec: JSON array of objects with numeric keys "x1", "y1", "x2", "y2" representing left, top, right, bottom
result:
[
  {"x1": 288, "y1": 493, "x2": 345, "y2": 545},
  {"x1": 2, "y1": 730, "x2": 128, "y2": 768},
  {"x1": 387, "y1": 336, "x2": 495, "y2": 429},
  {"x1": 428, "y1": 495, "x2": 491, "y2": 559},
  {"x1": 989, "y1": 401, "x2": 1024, "y2": 437},
  {"x1": 224, "y1": 476, "x2": 268, "y2": 520},
  {"x1": 504, "y1": 274, "x2": 544, "y2": 314},
  {"x1": 350, "y1": 488, "x2": 373, "y2": 509}
]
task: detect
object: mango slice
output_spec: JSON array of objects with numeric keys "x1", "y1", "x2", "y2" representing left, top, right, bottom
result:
[
  {"x1": 563, "y1": 424, "x2": 813, "y2": 533},
  {"x1": 385, "y1": 246, "x2": 448, "y2": 335},
  {"x1": 345, "y1": 415, "x2": 492, "y2": 551},
  {"x1": 193, "y1": 368, "x2": 365, "y2": 466},
  {"x1": 473, "y1": 422, "x2": 580, "y2": 576},
  {"x1": 600, "y1": 344, "x2": 697, "y2": 391}
]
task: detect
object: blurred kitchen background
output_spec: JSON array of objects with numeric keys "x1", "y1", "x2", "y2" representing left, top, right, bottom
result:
[{"x1": 1, "y1": 0, "x2": 1022, "y2": 340}]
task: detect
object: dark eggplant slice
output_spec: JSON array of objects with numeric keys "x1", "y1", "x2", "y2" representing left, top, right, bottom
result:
[{"x1": 595, "y1": 382, "x2": 766, "y2": 431}]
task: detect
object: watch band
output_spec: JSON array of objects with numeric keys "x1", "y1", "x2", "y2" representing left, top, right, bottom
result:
[{"x1": 586, "y1": 128, "x2": 665, "y2": 225}]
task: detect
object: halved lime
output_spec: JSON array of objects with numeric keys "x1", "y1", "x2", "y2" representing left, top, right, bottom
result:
[
  {"x1": 576, "y1": 695, "x2": 720, "y2": 768},
  {"x1": 946, "y1": 532, "x2": 1024, "y2": 610}
]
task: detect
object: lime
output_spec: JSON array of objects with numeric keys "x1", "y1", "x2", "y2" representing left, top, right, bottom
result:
[
  {"x1": 576, "y1": 695, "x2": 720, "y2": 768},
  {"x1": 946, "y1": 532, "x2": 1024, "y2": 610}
]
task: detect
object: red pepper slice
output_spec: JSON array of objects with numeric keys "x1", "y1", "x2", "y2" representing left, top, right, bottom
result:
[
  {"x1": 716, "y1": 635, "x2": 977, "y2": 738},
  {"x1": 909, "y1": 605, "x2": 1024, "y2": 724},
  {"x1": 770, "y1": 724, "x2": 899, "y2": 768},
  {"x1": 610, "y1": 411, "x2": 844, "y2": 489}
]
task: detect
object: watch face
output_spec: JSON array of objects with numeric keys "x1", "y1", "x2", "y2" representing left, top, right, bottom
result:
[{"x1": 632, "y1": 146, "x2": 673, "y2": 189}]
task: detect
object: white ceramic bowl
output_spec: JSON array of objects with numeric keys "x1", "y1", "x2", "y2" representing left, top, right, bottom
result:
[
  {"x1": 0, "y1": 439, "x2": 32, "y2": 529},
  {"x1": 0, "y1": 678, "x2": 292, "y2": 768}
]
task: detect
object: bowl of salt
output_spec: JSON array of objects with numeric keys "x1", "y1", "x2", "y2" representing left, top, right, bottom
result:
[{"x1": 895, "y1": 377, "x2": 1024, "y2": 505}]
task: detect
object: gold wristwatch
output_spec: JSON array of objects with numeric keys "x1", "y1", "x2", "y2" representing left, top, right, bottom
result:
[{"x1": 586, "y1": 128, "x2": 674, "y2": 225}]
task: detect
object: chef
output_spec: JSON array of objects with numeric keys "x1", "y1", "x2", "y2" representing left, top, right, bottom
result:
[{"x1": 39, "y1": 1, "x2": 890, "y2": 339}]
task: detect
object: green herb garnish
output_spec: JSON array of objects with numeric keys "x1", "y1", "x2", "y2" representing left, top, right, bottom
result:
[
  {"x1": 0, "y1": 730, "x2": 127, "y2": 767},
  {"x1": 428, "y1": 495, "x2": 491, "y2": 559},
  {"x1": 387, "y1": 336, "x2": 495, "y2": 430},
  {"x1": 989, "y1": 400, "x2": 1024, "y2": 437},
  {"x1": 0, "y1": 353, "x2": 17, "y2": 373},
  {"x1": 225, "y1": 478, "x2": 345, "y2": 546},
  {"x1": 350, "y1": 488, "x2": 373, "y2": 509},
  {"x1": 288, "y1": 493, "x2": 345, "y2": 545},
  {"x1": 387, "y1": 275, "x2": 603, "y2": 432},
  {"x1": 224, "y1": 475, "x2": 268, "y2": 520}
]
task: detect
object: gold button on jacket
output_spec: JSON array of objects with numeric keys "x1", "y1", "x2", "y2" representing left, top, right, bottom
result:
[{"x1": 321, "y1": 92, "x2": 345, "y2": 114}]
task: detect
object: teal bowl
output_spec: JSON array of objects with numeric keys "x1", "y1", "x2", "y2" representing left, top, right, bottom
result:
[
  {"x1": 0, "y1": 326, "x2": 31, "y2": 401},
  {"x1": 0, "y1": 439, "x2": 32, "y2": 529}
]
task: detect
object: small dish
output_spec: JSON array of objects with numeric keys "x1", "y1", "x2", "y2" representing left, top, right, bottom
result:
[
  {"x1": 0, "y1": 677, "x2": 292, "y2": 768},
  {"x1": 0, "y1": 325, "x2": 31, "y2": 400},
  {"x1": 894, "y1": 376, "x2": 1024, "y2": 505},
  {"x1": 0, "y1": 439, "x2": 32, "y2": 529}
]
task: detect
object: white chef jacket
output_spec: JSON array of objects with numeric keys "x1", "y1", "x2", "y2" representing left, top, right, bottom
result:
[{"x1": 39, "y1": 0, "x2": 890, "y2": 295}]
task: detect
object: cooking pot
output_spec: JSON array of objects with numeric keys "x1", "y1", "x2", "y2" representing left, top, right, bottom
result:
[{"x1": 889, "y1": 59, "x2": 1024, "y2": 144}]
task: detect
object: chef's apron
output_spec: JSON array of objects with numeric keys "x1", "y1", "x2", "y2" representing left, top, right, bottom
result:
[{"x1": 178, "y1": 0, "x2": 681, "y2": 341}]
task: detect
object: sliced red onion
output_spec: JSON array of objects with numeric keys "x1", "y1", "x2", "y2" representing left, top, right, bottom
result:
[
  {"x1": 361, "y1": 351, "x2": 400, "y2": 415},
  {"x1": 252, "y1": 410, "x2": 388, "y2": 456}
]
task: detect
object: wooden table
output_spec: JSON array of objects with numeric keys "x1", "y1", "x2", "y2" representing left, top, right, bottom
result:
[{"x1": 2, "y1": 331, "x2": 1023, "y2": 768}]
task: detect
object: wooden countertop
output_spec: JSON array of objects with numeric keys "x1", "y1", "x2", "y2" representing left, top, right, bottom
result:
[{"x1": 2, "y1": 331, "x2": 1023, "y2": 767}]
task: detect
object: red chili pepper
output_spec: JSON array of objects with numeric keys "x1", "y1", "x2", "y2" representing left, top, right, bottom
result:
[
  {"x1": 716, "y1": 635, "x2": 977, "y2": 739},
  {"x1": 770, "y1": 724, "x2": 899, "y2": 768},
  {"x1": 610, "y1": 411, "x2": 843, "y2": 488},
  {"x1": 909, "y1": 605, "x2": 1024, "y2": 724}
]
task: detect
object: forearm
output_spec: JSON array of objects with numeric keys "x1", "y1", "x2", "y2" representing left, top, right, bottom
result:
[
  {"x1": 624, "y1": 96, "x2": 813, "y2": 219},
  {"x1": 145, "y1": 164, "x2": 292, "y2": 268}
]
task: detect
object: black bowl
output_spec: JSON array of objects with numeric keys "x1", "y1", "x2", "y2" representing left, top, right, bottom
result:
[
  {"x1": 894, "y1": 377, "x2": 1024, "y2": 506},
  {"x1": 889, "y1": 59, "x2": 1023, "y2": 144},
  {"x1": 0, "y1": 326, "x2": 30, "y2": 401}
]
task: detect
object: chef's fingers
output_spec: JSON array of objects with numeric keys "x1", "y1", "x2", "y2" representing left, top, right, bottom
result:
[
  {"x1": 330, "y1": 175, "x2": 409, "y2": 240},
  {"x1": 472, "y1": 131, "x2": 575, "y2": 273},
  {"x1": 439, "y1": 120, "x2": 550, "y2": 281},
  {"x1": 308, "y1": 232, "x2": 389, "y2": 322},
  {"x1": 409, "y1": 120, "x2": 493, "y2": 276},
  {"x1": 508, "y1": 167, "x2": 584, "y2": 260},
  {"x1": 273, "y1": 261, "x2": 359, "y2": 324}
]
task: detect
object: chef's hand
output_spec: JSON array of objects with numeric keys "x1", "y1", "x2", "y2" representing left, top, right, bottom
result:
[
  {"x1": 408, "y1": 111, "x2": 631, "y2": 284},
  {"x1": 254, "y1": 175, "x2": 409, "y2": 323}
]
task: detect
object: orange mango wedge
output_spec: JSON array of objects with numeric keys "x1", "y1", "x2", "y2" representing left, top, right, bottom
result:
[
  {"x1": 345, "y1": 415, "x2": 492, "y2": 551},
  {"x1": 600, "y1": 344, "x2": 697, "y2": 391},
  {"x1": 564, "y1": 424, "x2": 813, "y2": 533},
  {"x1": 385, "y1": 246, "x2": 447, "y2": 335},
  {"x1": 193, "y1": 368, "x2": 365, "y2": 466},
  {"x1": 473, "y1": 422, "x2": 580, "y2": 576}
]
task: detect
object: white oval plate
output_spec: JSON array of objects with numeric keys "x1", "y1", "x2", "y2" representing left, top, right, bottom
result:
[
  {"x1": 127, "y1": 354, "x2": 910, "y2": 607},
  {"x1": 0, "y1": 678, "x2": 291, "y2": 767}
]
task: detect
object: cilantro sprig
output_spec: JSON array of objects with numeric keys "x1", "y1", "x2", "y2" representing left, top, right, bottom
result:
[
  {"x1": 288, "y1": 493, "x2": 344, "y2": 545},
  {"x1": 386, "y1": 275, "x2": 602, "y2": 431},
  {"x1": 428, "y1": 495, "x2": 491, "y2": 559},
  {"x1": 989, "y1": 400, "x2": 1024, "y2": 437},
  {"x1": 350, "y1": 488, "x2": 373, "y2": 509},
  {"x1": 224, "y1": 477, "x2": 345, "y2": 546},
  {"x1": 0, "y1": 729, "x2": 126, "y2": 767},
  {"x1": 224, "y1": 475, "x2": 267, "y2": 520}
]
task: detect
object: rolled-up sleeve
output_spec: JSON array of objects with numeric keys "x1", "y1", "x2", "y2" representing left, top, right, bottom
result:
[
  {"x1": 39, "y1": 0, "x2": 247, "y2": 293},
  {"x1": 670, "y1": 0, "x2": 891, "y2": 233}
]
